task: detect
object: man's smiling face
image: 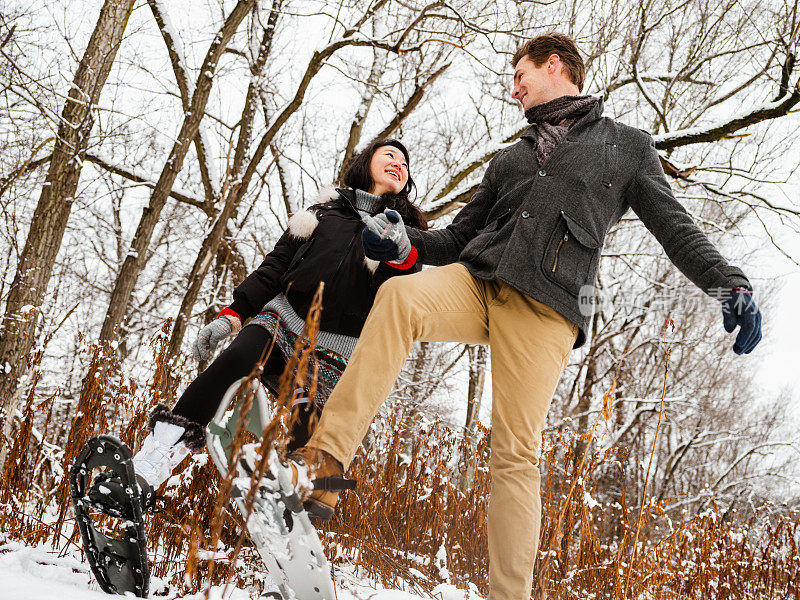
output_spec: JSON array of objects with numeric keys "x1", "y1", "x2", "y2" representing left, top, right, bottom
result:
[{"x1": 511, "y1": 54, "x2": 559, "y2": 111}]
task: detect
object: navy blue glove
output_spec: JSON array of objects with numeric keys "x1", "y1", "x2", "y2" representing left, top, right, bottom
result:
[
  {"x1": 361, "y1": 227, "x2": 400, "y2": 261},
  {"x1": 722, "y1": 288, "x2": 762, "y2": 355},
  {"x1": 361, "y1": 210, "x2": 410, "y2": 262}
]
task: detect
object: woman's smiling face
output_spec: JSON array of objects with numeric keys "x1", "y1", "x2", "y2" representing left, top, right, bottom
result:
[{"x1": 369, "y1": 145, "x2": 409, "y2": 196}]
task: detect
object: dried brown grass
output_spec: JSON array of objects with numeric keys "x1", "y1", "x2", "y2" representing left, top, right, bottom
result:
[{"x1": 1, "y1": 310, "x2": 798, "y2": 599}]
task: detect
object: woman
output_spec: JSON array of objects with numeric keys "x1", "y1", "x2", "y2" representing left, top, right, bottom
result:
[{"x1": 90, "y1": 139, "x2": 427, "y2": 519}]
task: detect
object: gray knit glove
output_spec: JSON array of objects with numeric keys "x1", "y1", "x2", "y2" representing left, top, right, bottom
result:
[
  {"x1": 361, "y1": 209, "x2": 411, "y2": 262},
  {"x1": 193, "y1": 316, "x2": 234, "y2": 362}
]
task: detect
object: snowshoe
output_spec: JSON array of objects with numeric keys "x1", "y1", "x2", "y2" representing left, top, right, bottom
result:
[
  {"x1": 69, "y1": 435, "x2": 150, "y2": 597},
  {"x1": 87, "y1": 471, "x2": 157, "y2": 518},
  {"x1": 206, "y1": 378, "x2": 351, "y2": 600}
]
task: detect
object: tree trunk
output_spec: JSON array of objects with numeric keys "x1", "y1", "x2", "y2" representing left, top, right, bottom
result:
[
  {"x1": 0, "y1": 0, "x2": 136, "y2": 410},
  {"x1": 337, "y1": 21, "x2": 386, "y2": 182},
  {"x1": 165, "y1": 187, "x2": 240, "y2": 372},
  {"x1": 97, "y1": 0, "x2": 255, "y2": 345},
  {"x1": 464, "y1": 344, "x2": 488, "y2": 430},
  {"x1": 147, "y1": 0, "x2": 218, "y2": 204},
  {"x1": 461, "y1": 344, "x2": 487, "y2": 491},
  {"x1": 573, "y1": 313, "x2": 599, "y2": 461},
  {"x1": 164, "y1": 2, "x2": 281, "y2": 370}
]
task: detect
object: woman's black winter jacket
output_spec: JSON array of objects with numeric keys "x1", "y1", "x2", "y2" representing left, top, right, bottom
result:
[{"x1": 228, "y1": 187, "x2": 421, "y2": 338}]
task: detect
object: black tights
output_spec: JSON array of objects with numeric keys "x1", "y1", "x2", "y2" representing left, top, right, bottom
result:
[{"x1": 171, "y1": 325, "x2": 318, "y2": 451}]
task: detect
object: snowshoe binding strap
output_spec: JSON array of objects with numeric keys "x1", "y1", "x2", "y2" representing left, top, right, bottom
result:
[
  {"x1": 304, "y1": 476, "x2": 355, "y2": 522},
  {"x1": 87, "y1": 471, "x2": 160, "y2": 517},
  {"x1": 302, "y1": 497, "x2": 336, "y2": 522},
  {"x1": 311, "y1": 476, "x2": 357, "y2": 492}
]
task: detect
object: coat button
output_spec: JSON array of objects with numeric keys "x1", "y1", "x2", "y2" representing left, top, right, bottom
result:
[
  {"x1": 521, "y1": 210, "x2": 530, "y2": 219},
  {"x1": 538, "y1": 169, "x2": 546, "y2": 176}
]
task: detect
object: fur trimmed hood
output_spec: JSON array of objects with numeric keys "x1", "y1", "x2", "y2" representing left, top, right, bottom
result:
[
  {"x1": 314, "y1": 185, "x2": 339, "y2": 204},
  {"x1": 287, "y1": 209, "x2": 318, "y2": 239},
  {"x1": 288, "y1": 187, "x2": 382, "y2": 275},
  {"x1": 286, "y1": 186, "x2": 340, "y2": 239},
  {"x1": 229, "y1": 185, "x2": 421, "y2": 337}
]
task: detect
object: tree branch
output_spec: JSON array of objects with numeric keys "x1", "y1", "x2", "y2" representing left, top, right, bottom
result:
[
  {"x1": 85, "y1": 153, "x2": 207, "y2": 211},
  {"x1": 147, "y1": 0, "x2": 218, "y2": 202},
  {"x1": 374, "y1": 62, "x2": 450, "y2": 140},
  {"x1": 654, "y1": 79, "x2": 800, "y2": 150},
  {"x1": 338, "y1": 24, "x2": 387, "y2": 181},
  {"x1": 0, "y1": 138, "x2": 53, "y2": 199}
]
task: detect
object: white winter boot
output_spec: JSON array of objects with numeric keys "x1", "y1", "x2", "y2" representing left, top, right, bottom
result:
[
  {"x1": 132, "y1": 421, "x2": 191, "y2": 489},
  {"x1": 130, "y1": 403, "x2": 205, "y2": 491},
  {"x1": 88, "y1": 404, "x2": 204, "y2": 516}
]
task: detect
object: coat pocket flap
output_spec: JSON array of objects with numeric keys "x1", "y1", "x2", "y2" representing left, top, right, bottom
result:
[{"x1": 561, "y1": 211, "x2": 601, "y2": 248}]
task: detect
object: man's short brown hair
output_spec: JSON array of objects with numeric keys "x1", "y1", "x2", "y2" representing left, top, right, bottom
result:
[{"x1": 512, "y1": 33, "x2": 586, "y2": 92}]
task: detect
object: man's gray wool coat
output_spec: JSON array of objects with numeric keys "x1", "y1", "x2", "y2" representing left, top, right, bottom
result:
[{"x1": 407, "y1": 98, "x2": 751, "y2": 348}]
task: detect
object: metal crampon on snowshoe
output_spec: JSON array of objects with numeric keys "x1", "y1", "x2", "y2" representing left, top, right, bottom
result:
[{"x1": 205, "y1": 377, "x2": 336, "y2": 600}]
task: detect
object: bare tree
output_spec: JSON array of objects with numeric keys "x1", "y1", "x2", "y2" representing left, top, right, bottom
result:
[
  {"x1": 143, "y1": 2, "x2": 475, "y2": 367},
  {"x1": 0, "y1": 0, "x2": 137, "y2": 419},
  {"x1": 165, "y1": 0, "x2": 284, "y2": 368},
  {"x1": 0, "y1": 0, "x2": 797, "y2": 523},
  {"x1": 97, "y1": 0, "x2": 256, "y2": 345}
]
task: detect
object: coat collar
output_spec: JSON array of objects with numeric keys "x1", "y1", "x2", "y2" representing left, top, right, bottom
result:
[{"x1": 335, "y1": 187, "x2": 358, "y2": 213}]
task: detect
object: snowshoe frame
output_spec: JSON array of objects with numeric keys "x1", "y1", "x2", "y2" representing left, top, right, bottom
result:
[{"x1": 69, "y1": 435, "x2": 150, "y2": 597}]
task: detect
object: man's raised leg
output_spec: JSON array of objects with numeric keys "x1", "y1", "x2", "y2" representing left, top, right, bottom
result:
[{"x1": 307, "y1": 263, "x2": 490, "y2": 468}]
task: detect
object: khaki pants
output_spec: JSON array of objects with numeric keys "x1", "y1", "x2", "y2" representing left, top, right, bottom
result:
[{"x1": 308, "y1": 263, "x2": 576, "y2": 600}]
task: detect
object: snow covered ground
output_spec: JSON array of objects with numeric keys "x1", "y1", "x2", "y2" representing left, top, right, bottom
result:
[{"x1": 0, "y1": 540, "x2": 478, "y2": 600}]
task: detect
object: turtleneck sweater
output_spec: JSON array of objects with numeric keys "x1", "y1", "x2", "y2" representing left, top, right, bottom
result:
[{"x1": 353, "y1": 189, "x2": 383, "y2": 217}]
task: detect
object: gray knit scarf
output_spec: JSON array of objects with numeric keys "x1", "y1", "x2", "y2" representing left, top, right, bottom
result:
[{"x1": 525, "y1": 95, "x2": 598, "y2": 166}]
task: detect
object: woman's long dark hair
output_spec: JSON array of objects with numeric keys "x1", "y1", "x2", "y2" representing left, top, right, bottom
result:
[{"x1": 341, "y1": 138, "x2": 429, "y2": 230}]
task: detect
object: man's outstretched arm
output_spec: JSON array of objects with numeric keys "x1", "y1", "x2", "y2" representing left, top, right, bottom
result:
[{"x1": 625, "y1": 136, "x2": 761, "y2": 354}]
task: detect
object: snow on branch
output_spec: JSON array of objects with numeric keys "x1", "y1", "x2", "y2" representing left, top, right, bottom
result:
[
  {"x1": 375, "y1": 62, "x2": 450, "y2": 141},
  {"x1": 0, "y1": 138, "x2": 53, "y2": 199},
  {"x1": 421, "y1": 125, "x2": 526, "y2": 219},
  {"x1": 711, "y1": 442, "x2": 800, "y2": 491},
  {"x1": 341, "y1": 60, "x2": 450, "y2": 182},
  {"x1": 85, "y1": 153, "x2": 207, "y2": 212},
  {"x1": 147, "y1": 0, "x2": 219, "y2": 200},
  {"x1": 599, "y1": 72, "x2": 715, "y2": 96},
  {"x1": 425, "y1": 77, "x2": 800, "y2": 222},
  {"x1": 240, "y1": 4, "x2": 457, "y2": 200},
  {"x1": 12, "y1": 408, "x2": 63, "y2": 478},
  {"x1": 423, "y1": 185, "x2": 475, "y2": 220},
  {"x1": 653, "y1": 78, "x2": 800, "y2": 150}
]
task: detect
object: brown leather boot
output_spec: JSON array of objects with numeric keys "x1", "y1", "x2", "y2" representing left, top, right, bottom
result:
[{"x1": 286, "y1": 446, "x2": 355, "y2": 521}]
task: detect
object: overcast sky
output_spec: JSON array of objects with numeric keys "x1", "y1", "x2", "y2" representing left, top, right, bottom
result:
[{"x1": 751, "y1": 216, "x2": 800, "y2": 416}]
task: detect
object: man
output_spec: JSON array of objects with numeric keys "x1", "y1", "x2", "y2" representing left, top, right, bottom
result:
[{"x1": 288, "y1": 33, "x2": 762, "y2": 600}]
